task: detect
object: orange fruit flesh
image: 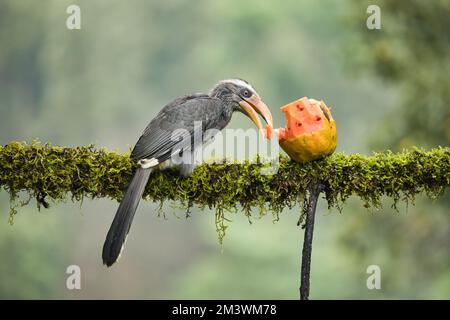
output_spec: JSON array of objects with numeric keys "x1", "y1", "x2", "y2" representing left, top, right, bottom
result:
[{"x1": 277, "y1": 97, "x2": 337, "y2": 163}]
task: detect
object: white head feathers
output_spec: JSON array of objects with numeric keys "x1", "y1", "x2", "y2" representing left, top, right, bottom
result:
[{"x1": 211, "y1": 79, "x2": 259, "y2": 97}]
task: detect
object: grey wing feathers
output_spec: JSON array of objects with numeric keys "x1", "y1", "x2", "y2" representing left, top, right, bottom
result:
[{"x1": 131, "y1": 94, "x2": 222, "y2": 161}]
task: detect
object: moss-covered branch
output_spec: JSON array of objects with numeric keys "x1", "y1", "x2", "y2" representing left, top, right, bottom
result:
[{"x1": 1, "y1": 141, "x2": 449, "y2": 232}]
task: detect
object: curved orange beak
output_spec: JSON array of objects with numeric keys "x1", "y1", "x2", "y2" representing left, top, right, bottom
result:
[{"x1": 239, "y1": 95, "x2": 273, "y2": 139}]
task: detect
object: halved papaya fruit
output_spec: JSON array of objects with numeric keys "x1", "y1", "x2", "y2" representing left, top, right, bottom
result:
[{"x1": 273, "y1": 97, "x2": 337, "y2": 163}]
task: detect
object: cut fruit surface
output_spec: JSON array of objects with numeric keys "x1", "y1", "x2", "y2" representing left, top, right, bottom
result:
[{"x1": 275, "y1": 97, "x2": 337, "y2": 163}]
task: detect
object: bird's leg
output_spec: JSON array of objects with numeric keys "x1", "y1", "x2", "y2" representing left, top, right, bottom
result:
[
  {"x1": 178, "y1": 146, "x2": 202, "y2": 177},
  {"x1": 179, "y1": 162, "x2": 195, "y2": 177}
]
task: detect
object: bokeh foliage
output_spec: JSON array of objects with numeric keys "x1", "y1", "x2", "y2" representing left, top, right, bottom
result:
[
  {"x1": 347, "y1": 0, "x2": 450, "y2": 149},
  {"x1": 340, "y1": 0, "x2": 450, "y2": 298}
]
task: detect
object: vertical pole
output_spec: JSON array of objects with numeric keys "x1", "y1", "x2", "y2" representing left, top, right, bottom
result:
[{"x1": 300, "y1": 181, "x2": 324, "y2": 300}]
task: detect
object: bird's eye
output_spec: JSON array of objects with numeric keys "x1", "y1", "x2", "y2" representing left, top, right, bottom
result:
[{"x1": 242, "y1": 89, "x2": 251, "y2": 98}]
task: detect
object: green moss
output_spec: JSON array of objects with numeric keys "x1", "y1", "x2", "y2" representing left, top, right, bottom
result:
[{"x1": 1, "y1": 141, "x2": 449, "y2": 237}]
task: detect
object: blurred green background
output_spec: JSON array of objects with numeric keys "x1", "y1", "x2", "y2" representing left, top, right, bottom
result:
[{"x1": 0, "y1": 0, "x2": 449, "y2": 299}]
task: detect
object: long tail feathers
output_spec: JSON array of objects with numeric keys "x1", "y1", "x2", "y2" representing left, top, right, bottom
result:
[{"x1": 102, "y1": 167, "x2": 152, "y2": 267}]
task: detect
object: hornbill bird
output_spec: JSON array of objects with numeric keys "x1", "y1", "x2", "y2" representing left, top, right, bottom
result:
[{"x1": 102, "y1": 79, "x2": 273, "y2": 266}]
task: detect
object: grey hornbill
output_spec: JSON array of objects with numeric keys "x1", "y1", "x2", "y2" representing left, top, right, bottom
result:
[{"x1": 102, "y1": 79, "x2": 273, "y2": 266}]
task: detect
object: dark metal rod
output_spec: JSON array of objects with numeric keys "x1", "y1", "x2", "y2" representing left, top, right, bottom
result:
[{"x1": 300, "y1": 182, "x2": 323, "y2": 300}]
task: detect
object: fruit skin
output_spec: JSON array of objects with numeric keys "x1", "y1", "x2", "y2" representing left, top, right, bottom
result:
[{"x1": 276, "y1": 97, "x2": 337, "y2": 163}]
